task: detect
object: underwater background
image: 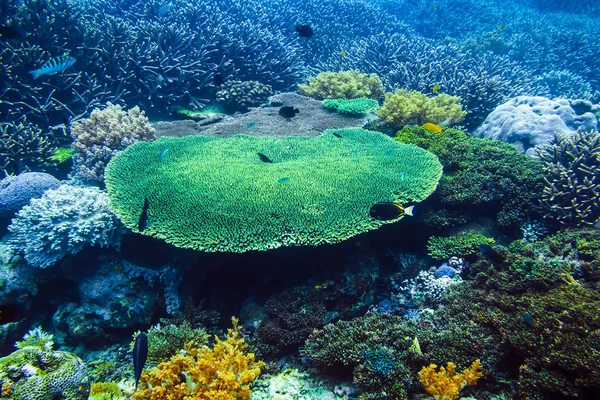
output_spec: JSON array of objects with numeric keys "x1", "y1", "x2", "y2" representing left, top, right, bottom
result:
[{"x1": 0, "y1": 0, "x2": 599, "y2": 398}]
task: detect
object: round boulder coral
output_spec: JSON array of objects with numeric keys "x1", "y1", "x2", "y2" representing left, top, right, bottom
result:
[
  {"x1": 0, "y1": 172, "x2": 60, "y2": 219},
  {"x1": 0, "y1": 346, "x2": 89, "y2": 400},
  {"x1": 105, "y1": 128, "x2": 442, "y2": 252}
]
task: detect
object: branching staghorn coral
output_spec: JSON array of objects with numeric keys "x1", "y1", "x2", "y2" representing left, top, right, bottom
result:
[
  {"x1": 0, "y1": 0, "x2": 125, "y2": 130},
  {"x1": 537, "y1": 131, "x2": 600, "y2": 227},
  {"x1": 70, "y1": 103, "x2": 155, "y2": 183},
  {"x1": 313, "y1": 33, "x2": 542, "y2": 129},
  {"x1": 133, "y1": 317, "x2": 264, "y2": 400},
  {"x1": 0, "y1": 121, "x2": 57, "y2": 176}
]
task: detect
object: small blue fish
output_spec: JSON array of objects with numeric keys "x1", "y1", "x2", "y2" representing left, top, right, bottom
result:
[
  {"x1": 277, "y1": 177, "x2": 290, "y2": 184},
  {"x1": 159, "y1": 149, "x2": 169, "y2": 160},
  {"x1": 352, "y1": 150, "x2": 358, "y2": 158},
  {"x1": 246, "y1": 122, "x2": 258, "y2": 129},
  {"x1": 30, "y1": 56, "x2": 76, "y2": 80},
  {"x1": 401, "y1": 171, "x2": 406, "y2": 181},
  {"x1": 157, "y1": 1, "x2": 172, "y2": 17},
  {"x1": 523, "y1": 312, "x2": 537, "y2": 328}
]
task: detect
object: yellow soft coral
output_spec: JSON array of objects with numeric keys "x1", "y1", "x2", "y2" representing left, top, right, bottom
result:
[
  {"x1": 298, "y1": 70, "x2": 384, "y2": 100},
  {"x1": 418, "y1": 359, "x2": 482, "y2": 400},
  {"x1": 377, "y1": 89, "x2": 466, "y2": 128},
  {"x1": 132, "y1": 317, "x2": 265, "y2": 400}
]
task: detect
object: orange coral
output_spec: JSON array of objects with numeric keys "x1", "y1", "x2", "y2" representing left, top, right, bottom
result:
[
  {"x1": 418, "y1": 359, "x2": 482, "y2": 400},
  {"x1": 132, "y1": 317, "x2": 265, "y2": 400}
]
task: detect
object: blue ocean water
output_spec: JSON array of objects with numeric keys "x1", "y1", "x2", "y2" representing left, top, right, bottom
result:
[{"x1": 0, "y1": 0, "x2": 599, "y2": 398}]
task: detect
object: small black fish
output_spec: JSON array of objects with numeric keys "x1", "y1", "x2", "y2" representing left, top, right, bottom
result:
[
  {"x1": 213, "y1": 72, "x2": 224, "y2": 86},
  {"x1": 133, "y1": 332, "x2": 148, "y2": 390},
  {"x1": 296, "y1": 24, "x2": 314, "y2": 38},
  {"x1": 332, "y1": 132, "x2": 343, "y2": 138},
  {"x1": 478, "y1": 243, "x2": 504, "y2": 269},
  {"x1": 0, "y1": 23, "x2": 25, "y2": 40},
  {"x1": 62, "y1": 113, "x2": 70, "y2": 127},
  {"x1": 279, "y1": 106, "x2": 299, "y2": 118},
  {"x1": 138, "y1": 198, "x2": 149, "y2": 232},
  {"x1": 257, "y1": 152, "x2": 273, "y2": 163},
  {"x1": 369, "y1": 202, "x2": 414, "y2": 221}
]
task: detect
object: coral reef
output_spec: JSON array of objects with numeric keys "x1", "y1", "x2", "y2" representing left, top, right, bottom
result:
[
  {"x1": 52, "y1": 253, "x2": 157, "y2": 344},
  {"x1": 216, "y1": 80, "x2": 273, "y2": 113},
  {"x1": 473, "y1": 96, "x2": 599, "y2": 156},
  {"x1": 394, "y1": 270, "x2": 462, "y2": 307},
  {"x1": 250, "y1": 368, "x2": 333, "y2": 400},
  {"x1": 7, "y1": 185, "x2": 123, "y2": 269},
  {"x1": 395, "y1": 125, "x2": 545, "y2": 229},
  {"x1": 418, "y1": 359, "x2": 482, "y2": 400},
  {"x1": 537, "y1": 130, "x2": 600, "y2": 228},
  {"x1": 155, "y1": 93, "x2": 371, "y2": 139},
  {"x1": 133, "y1": 317, "x2": 264, "y2": 400},
  {"x1": 132, "y1": 321, "x2": 209, "y2": 364},
  {"x1": 377, "y1": 89, "x2": 466, "y2": 128},
  {"x1": 0, "y1": 0, "x2": 122, "y2": 130},
  {"x1": 322, "y1": 98, "x2": 379, "y2": 115},
  {"x1": 302, "y1": 310, "x2": 498, "y2": 399},
  {"x1": 427, "y1": 234, "x2": 495, "y2": 260},
  {"x1": 0, "y1": 328, "x2": 90, "y2": 400},
  {"x1": 88, "y1": 381, "x2": 126, "y2": 400},
  {"x1": 122, "y1": 261, "x2": 184, "y2": 315},
  {"x1": 541, "y1": 70, "x2": 597, "y2": 101},
  {"x1": 105, "y1": 128, "x2": 442, "y2": 252},
  {"x1": 70, "y1": 103, "x2": 155, "y2": 183},
  {"x1": 0, "y1": 122, "x2": 58, "y2": 177},
  {"x1": 256, "y1": 286, "x2": 328, "y2": 357},
  {"x1": 298, "y1": 70, "x2": 384, "y2": 100},
  {"x1": 0, "y1": 242, "x2": 39, "y2": 312},
  {"x1": 0, "y1": 172, "x2": 60, "y2": 219}
]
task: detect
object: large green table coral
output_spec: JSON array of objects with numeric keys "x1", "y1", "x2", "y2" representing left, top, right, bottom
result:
[{"x1": 105, "y1": 128, "x2": 442, "y2": 252}]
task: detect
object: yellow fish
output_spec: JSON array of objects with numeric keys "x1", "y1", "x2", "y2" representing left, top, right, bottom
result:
[
  {"x1": 498, "y1": 24, "x2": 506, "y2": 30},
  {"x1": 432, "y1": 84, "x2": 440, "y2": 93},
  {"x1": 423, "y1": 122, "x2": 443, "y2": 133},
  {"x1": 340, "y1": 49, "x2": 347, "y2": 57}
]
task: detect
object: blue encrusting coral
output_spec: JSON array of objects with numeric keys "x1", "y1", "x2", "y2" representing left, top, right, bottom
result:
[{"x1": 0, "y1": 0, "x2": 599, "y2": 399}]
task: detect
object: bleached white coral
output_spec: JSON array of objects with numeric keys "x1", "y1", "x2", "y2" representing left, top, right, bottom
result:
[
  {"x1": 8, "y1": 185, "x2": 123, "y2": 268},
  {"x1": 398, "y1": 270, "x2": 462, "y2": 306}
]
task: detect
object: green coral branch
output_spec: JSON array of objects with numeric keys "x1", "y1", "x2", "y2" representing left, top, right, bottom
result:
[{"x1": 322, "y1": 98, "x2": 379, "y2": 115}]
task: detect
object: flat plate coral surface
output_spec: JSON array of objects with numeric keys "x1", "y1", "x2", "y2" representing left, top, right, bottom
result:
[{"x1": 105, "y1": 128, "x2": 442, "y2": 252}]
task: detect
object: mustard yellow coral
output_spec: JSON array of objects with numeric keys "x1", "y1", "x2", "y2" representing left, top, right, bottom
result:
[
  {"x1": 418, "y1": 359, "x2": 482, "y2": 400},
  {"x1": 377, "y1": 89, "x2": 466, "y2": 128},
  {"x1": 132, "y1": 317, "x2": 264, "y2": 400},
  {"x1": 298, "y1": 70, "x2": 384, "y2": 100}
]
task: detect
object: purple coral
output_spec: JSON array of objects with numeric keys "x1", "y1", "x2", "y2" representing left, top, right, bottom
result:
[{"x1": 0, "y1": 172, "x2": 60, "y2": 219}]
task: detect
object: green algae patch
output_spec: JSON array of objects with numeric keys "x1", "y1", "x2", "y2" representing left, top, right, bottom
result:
[{"x1": 105, "y1": 128, "x2": 442, "y2": 252}]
